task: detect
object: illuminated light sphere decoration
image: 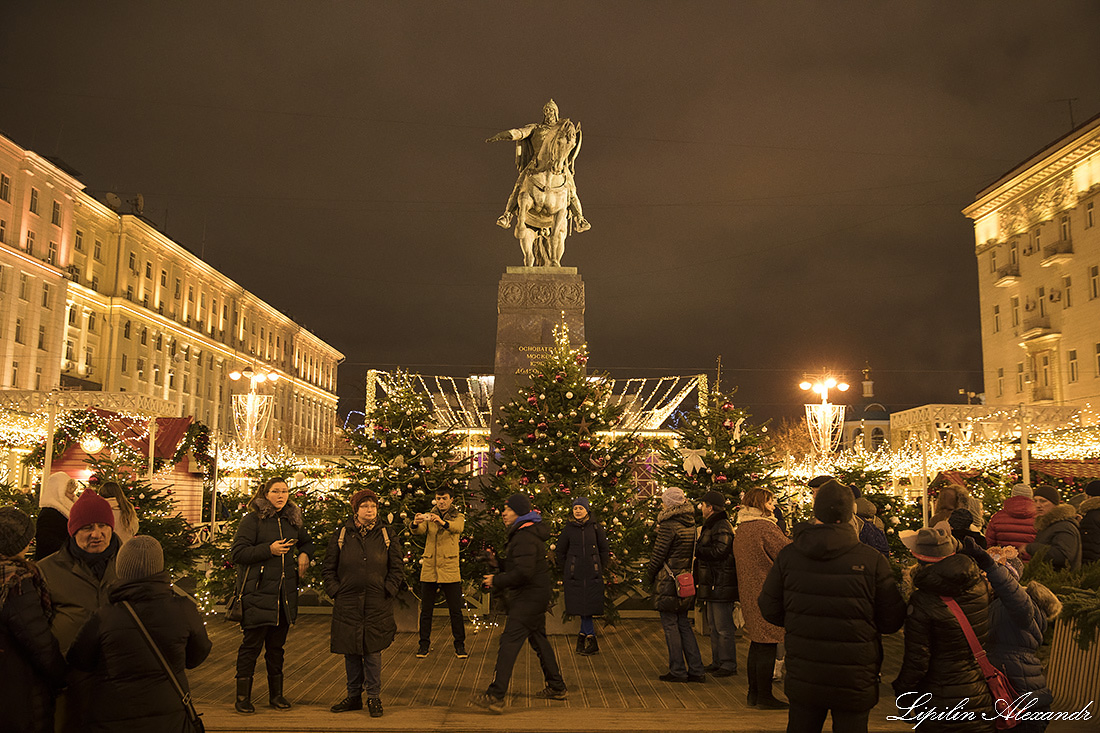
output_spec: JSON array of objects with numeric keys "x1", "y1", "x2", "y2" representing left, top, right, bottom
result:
[{"x1": 79, "y1": 434, "x2": 105, "y2": 455}]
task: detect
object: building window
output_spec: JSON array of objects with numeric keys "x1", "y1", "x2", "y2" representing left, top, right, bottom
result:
[
  {"x1": 1096, "y1": 344, "x2": 1100, "y2": 377},
  {"x1": 1060, "y1": 215, "x2": 1070, "y2": 241},
  {"x1": 1088, "y1": 202, "x2": 1095, "y2": 229},
  {"x1": 67, "y1": 307, "x2": 76, "y2": 325},
  {"x1": 1010, "y1": 296, "x2": 1020, "y2": 327},
  {"x1": 90, "y1": 275, "x2": 99, "y2": 291},
  {"x1": 128, "y1": 252, "x2": 137, "y2": 271},
  {"x1": 0, "y1": 218, "x2": 5, "y2": 245},
  {"x1": 137, "y1": 357, "x2": 145, "y2": 377},
  {"x1": 14, "y1": 319, "x2": 24, "y2": 344},
  {"x1": 154, "y1": 365, "x2": 162, "y2": 385},
  {"x1": 996, "y1": 367, "x2": 1004, "y2": 397},
  {"x1": 84, "y1": 347, "x2": 93, "y2": 375},
  {"x1": 1033, "y1": 227, "x2": 1042, "y2": 251},
  {"x1": 93, "y1": 240, "x2": 102, "y2": 261},
  {"x1": 37, "y1": 326, "x2": 46, "y2": 350},
  {"x1": 0, "y1": 174, "x2": 9, "y2": 202},
  {"x1": 1091, "y1": 266, "x2": 1100, "y2": 300},
  {"x1": 25, "y1": 230, "x2": 35, "y2": 254},
  {"x1": 88, "y1": 312, "x2": 96, "y2": 332},
  {"x1": 1069, "y1": 350, "x2": 1079, "y2": 383},
  {"x1": 1010, "y1": 241, "x2": 1019, "y2": 265},
  {"x1": 989, "y1": 250, "x2": 997, "y2": 274},
  {"x1": 145, "y1": 262, "x2": 152, "y2": 278},
  {"x1": 1038, "y1": 286, "x2": 1047, "y2": 317},
  {"x1": 1016, "y1": 362, "x2": 1025, "y2": 392},
  {"x1": 992, "y1": 304, "x2": 1000, "y2": 332},
  {"x1": 188, "y1": 286, "x2": 194, "y2": 302},
  {"x1": 121, "y1": 354, "x2": 128, "y2": 373},
  {"x1": 10, "y1": 362, "x2": 18, "y2": 387},
  {"x1": 123, "y1": 320, "x2": 131, "y2": 339},
  {"x1": 47, "y1": 241, "x2": 58, "y2": 265},
  {"x1": 19, "y1": 273, "x2": 29, "y2": 300},
  {"x1": 65, "y1": 340, "x2": 74, "y2": 361},
  {"x1": 160, "y1": 270, "x2": 167, "y2": 287},
  {"x1": 155, "y1": 334, "x2": 162, "y2": 351},
  {"x1": 29, "y1": 188, "x2": 39, "y2": 215},
  {"x1": 140, "y1": 328, "x2": 148, "y2": 345},
  {"x1": 126, "y1": 285, "x2": 134, "y2": 301},
  {"x1": 35, "y1": 367, "x2": 42, "y2": 391},
  {"x1": 51, "y1": 201, "x2": 61, "y2": 226},
  {"x1": 1063, "y1": 276, "x2": 1073, "y2": 308},
  {"x1": 174, "y1": 278, "x2": 181, "y2": 299},
  {"x1": 1040, "y1": 354, "x2": 1050, "y2": 387},
  {"x1": 74, "y1": 230, "x2": 84, "y2": 252}
]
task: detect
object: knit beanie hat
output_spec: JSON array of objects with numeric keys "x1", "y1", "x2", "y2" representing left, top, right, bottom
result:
[
  {"x1": 949, "y1": 507, "x2": 973, "y2": 531},
  {"x1": 506, "y1": 493, "x2": 532, "y2": 515},
  {"x1": 1033, "y1": 485, "x2": 1061, "y2": 505},
  {"x1": 350, "y1": 488, "x2": 378, "y2": 514},
  {"x1": 572, "y1": 497, "x2": 591, "y2": 513},
  {"x1": 0, "y1": 507, "x2": 35, "y2": 557},
  {"x1": 1011, "y1": 483, "x2": 1033, "y2": 498},
  {"x1": 1085, "y1": 480, "x2": 1100, "y2": 498},
  {"x1": 700, "y1": 490, "x2": 726, "y2": 508},
  {"x1": 854, "y1": 497, "x2": 877, "y2": 518},
  {"x1": 115, "y1": 535, "x2": 164, "y2": 582},
  {"x1": 67, "y1": 490, "x2": 115, "y2": 535},
  {"x1": 813, "y1": 480, "x2": 854, "y2": 524},
  {"x1": 661, "y1": 487, "x2": 687, "y2": 509}
]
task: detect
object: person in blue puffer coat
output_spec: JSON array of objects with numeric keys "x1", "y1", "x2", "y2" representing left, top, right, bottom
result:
[{"x1": 959, "y1": 537, "x2": 1062, "y2": 733}]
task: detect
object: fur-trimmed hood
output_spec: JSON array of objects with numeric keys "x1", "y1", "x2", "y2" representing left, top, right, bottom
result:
[
  {"x1": 249, "y1": 495, "x2": 303, "y2": 528},
  {"x1": 1025, "y1": 581, "x2": 1063, "y2": 622},
  {"x1": 1035, "y1": 503, "x2": 1078, "y2": 533},
  {"x1": 657, "y1": 500, "x2": 693, "y2": 524},
  {"x1": 1078, "y1": 495, "x2": 1100, "y2": 516}
]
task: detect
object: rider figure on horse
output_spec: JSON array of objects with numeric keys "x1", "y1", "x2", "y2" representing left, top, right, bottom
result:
[{"x1": 487, "y1": 99, "x2": 591, "y2": 236}]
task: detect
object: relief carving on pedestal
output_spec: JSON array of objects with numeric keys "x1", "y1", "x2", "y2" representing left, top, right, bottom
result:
[{"x1": 498, "y1": 279, "x2": 585, "y2": 309}]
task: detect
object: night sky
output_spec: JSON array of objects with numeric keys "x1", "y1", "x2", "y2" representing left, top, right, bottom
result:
[{"x1": 3, "y1": 3, "x2": 1099, "y2": 425}]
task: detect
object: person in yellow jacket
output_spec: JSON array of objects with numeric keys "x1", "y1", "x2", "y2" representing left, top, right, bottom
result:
[{"x1": 412, "y1": 488, "x2": 467, "y2": 658}]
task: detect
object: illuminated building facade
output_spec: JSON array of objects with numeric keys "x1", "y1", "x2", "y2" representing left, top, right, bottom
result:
[
  {"x1": 0, "y1": 132, "x2": 343, "y2": 453},
  {"x1": 964, "y1": 114, "x2": 1100, "y2": 414}
]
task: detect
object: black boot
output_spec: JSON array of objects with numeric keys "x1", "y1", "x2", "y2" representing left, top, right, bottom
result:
[
  {"x1": 330, "y1": 694, "x2": 362, "y2": 713},
  {"x1": 268, "y1": 674, "x2": 292, "y2": 710},
  {"x1": 575, "y1": 633, "x2": 586, "y2": 653},
  {"x1": 754, "y1": 644, "x2": 788, "y2": 709},
  {"x1": 234, "y1": 677, "x2": 255, "y2": 715},
  {"x1": 583, "y1": 635, "x2": 599, "y2": 655},
  {"x1": 745, "y1": 644, "x2": 758, "y2": 707}
]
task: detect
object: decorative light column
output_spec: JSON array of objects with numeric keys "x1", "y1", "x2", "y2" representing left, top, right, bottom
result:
[
  {"x1": 799, "y1": 373, "x2": 849, "y2": 457},
  {"x1": 229, "y1": 365, "x2": 279, "y2": 452}
]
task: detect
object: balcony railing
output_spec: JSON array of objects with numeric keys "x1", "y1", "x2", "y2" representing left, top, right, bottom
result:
[
  {"x1": 1041, "y1": 239, "x2": 1073, "y2": 267},
  {"x1": 994, "y1": 263, "x2": 1020, "y2": 287}
]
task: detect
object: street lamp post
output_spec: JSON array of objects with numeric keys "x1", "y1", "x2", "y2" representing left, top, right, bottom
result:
[
  {"x1": 799, "y1": 373, "x2": 850, "y2": 458},
  {"x1": 228, "y1": 365, "x2": 280, "y2": 452}
]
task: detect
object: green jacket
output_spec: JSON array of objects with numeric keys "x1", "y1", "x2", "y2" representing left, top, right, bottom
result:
[
  {"x1": 38, "y1": 542, "x2": 118, "y2": 653},
  {"x1": 414, "y1": 508, "x2": 463, "y2": 583}
]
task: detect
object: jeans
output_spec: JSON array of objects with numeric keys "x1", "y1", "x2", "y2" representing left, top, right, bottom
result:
[
  {"x1": 706, "y1": 601, "x2": 738, "y2": 672},
  {"x1": 235, "y1": 610, "x2": 290, "y2": 678},
  {"x1": 419, "y1": 581, "x2": 466, "y2": 647},
  {"x1": 487, "y1": 605, "x2": 565, "y2": 698},
  {"x1": 344, "y1": 652, "x2": 382, "y2": 697},
  {"x1": 786, "y1": 703, "x2": 869, "y2": 733},
  {"x1": 658, "y1": 610, "x2": 704, "y2": 678},
  {"x1": 579, "y1": 616, "x2": 595, "y2": 636}
]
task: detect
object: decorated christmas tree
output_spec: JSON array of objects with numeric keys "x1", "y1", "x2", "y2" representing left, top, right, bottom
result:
[
  {"x1": 655, "y1": 384, "x2": 777, "y2": 508},
  {"x1": 471, "y1": 324, "x2": 651, "y2": 609},
  {"x1": 84, "y1": 453, "x2": 197, "y2": 574},
  {"x1": 336, "y1": 370, "x2": 474, "y2": 587}
]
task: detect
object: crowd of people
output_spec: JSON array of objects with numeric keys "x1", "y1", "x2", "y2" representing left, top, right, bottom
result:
[{"x1": 2, "y1": 472, "x2": 1095, "y2": 732}]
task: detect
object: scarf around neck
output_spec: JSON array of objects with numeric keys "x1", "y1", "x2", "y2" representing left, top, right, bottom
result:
[{"x1": 0, "y1": 557, "x2": 53, "y2": 620}]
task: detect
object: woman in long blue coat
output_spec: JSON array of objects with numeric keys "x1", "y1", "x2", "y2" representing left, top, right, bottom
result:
[{"x1": 555, "y1": 497, "x2": 609, "y2": 655}]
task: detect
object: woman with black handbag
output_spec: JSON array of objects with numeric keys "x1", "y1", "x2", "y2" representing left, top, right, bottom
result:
[
  {"x1": 67, "y1": 536, "x2": 211, "y2": 732},
  {"x1": 229, "y1": 477, "x2": 314, "y2": 714}
]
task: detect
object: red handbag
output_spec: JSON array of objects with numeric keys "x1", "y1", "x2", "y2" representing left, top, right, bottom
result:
[
  {"x1": 663, "y1": 533, "x2": 697, "y2": 598},
  {"x1": 940, "y1": 596, "x2": 1020, "y2": 730}
]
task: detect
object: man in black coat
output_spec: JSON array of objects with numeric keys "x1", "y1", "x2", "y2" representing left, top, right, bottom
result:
[
  {"x1": 760, "y1": 480, "x2": 906, "y2": 733},
  {"x1": 472, "y1": 494, "x2": 567, "y2": 713},
  {"x1": 695, "y1": 490, "x2": 738, "y2": 676}
]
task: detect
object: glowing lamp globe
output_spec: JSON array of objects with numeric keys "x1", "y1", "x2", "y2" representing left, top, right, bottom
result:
[
  {"x1": 229, "y1": 370, "x2": 242, "y2": 381},
  {"x1": 80, "y1": 434, "x2": 104, "y2": 455},
  {"x1": 799, "y1": 381, "x2": 812, "y2": 391}
]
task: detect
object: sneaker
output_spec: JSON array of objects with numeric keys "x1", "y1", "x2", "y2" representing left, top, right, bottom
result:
[
  {"x1": 366, "y1": 697, "x2": 383, "y2": 718},
  {"x1": 658, "y1": 673, "x2": 689, "y2": 683},
  {"x1": 687, "y1": 674, "x2": 708, "y2": 683},
  {"x1": 416, "y1": 641, "x2": 430, "y2": 658},
  {"x1": 454, "y1": 643, "x2": 468, "y2": 659},
  {"x1": 533, "y1": 686, "x2": 567, "y2": 700},
  {"x1": 471, "y1": 692, "x2": 504, "y2": 714}
]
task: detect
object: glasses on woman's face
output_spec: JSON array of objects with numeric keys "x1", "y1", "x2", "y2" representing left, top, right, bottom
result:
[{"x1": 269, "y1": 487, "x2": 290, "y2": 496}]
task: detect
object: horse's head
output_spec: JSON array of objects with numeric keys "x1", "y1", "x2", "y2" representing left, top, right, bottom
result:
[{"x1": 537, "y1": 120, "x2": 577, "y2": 174}]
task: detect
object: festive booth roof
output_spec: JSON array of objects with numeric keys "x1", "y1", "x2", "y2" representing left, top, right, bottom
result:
[
  {"x1": 86, "y1": 409, "x2": 195, "y2": 458},
  {"x1": 1031, "y1": 459, "x2": 1100, "y2": 479}
]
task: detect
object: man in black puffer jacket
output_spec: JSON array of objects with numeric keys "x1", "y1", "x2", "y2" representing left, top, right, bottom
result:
[
  {"x1": 760, "y1": 480, "x2": 905, "y2": 732},
  {"x1": 695, "y1": 490, "x2": 738, "y2": 676},
  {"x1": 472, "y1": 494, "x2": 566, "y2": 713}
]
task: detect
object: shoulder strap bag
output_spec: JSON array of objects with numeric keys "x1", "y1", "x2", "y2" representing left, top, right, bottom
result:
[
  {"x1": 121, "y1": 600, "x2": 205, "y2": 733},
  {"x1": 224, "y1": 566, "x2": 248, "y2": 623},
  {"x1": 940, "y1": 595, "x2": 1019, "y2": 730},
  {"x1": 663, "y1": 530, "x2": 697, "y2": 598}
]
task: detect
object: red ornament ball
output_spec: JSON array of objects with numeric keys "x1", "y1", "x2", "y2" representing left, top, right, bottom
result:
[{"x1": 721, "y1": 402, "x2": 734, "y2": 411}]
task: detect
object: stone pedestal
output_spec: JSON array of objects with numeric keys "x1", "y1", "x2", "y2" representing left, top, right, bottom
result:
[{"x1": 491, "y1": 267, "x2": 585, "y2": 448}]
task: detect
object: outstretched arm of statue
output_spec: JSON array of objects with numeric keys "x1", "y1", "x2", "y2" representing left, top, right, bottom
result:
[{"x1": 485, "y1": 124, "x2": 537, "y2": 143}]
